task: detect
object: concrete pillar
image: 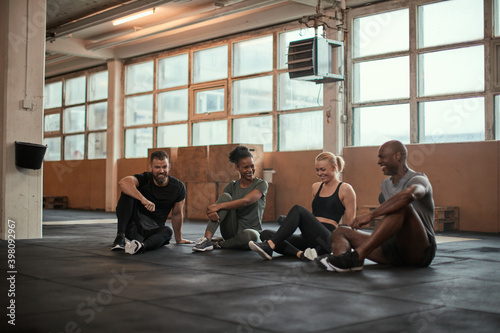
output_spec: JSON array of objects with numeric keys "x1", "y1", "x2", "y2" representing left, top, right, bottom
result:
[
  {"x1": 323, "y1": 25, "x2": 346, "y2": 156},
  {"x1": 0, "y1": 0, "x2": 46, "y2": 239},
  {"x1": 105, "y1": 59, "x2": 124, "y2": 212}
]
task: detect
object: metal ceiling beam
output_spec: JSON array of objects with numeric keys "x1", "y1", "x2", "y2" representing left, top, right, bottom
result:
[
  {"x1": 46, "y1": 0, "x2": 175, "y2": 40},
  {"x1": 86, "y1": 0, "x2": 288, "y2": 50},
  {"x1": 46, "y1": 37, "x2": 115, "y2": 59}
]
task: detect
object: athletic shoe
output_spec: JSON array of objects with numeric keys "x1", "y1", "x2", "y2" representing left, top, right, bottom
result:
[
  {"x1": 125, "y1": 240, "x2": 144, "y2": 255},
  {"x1": 192, "y1": 237, "x2": 214, "y2": 252},
  {"x1": 315, "y1": 254, "x2": 336, "y2": 271},
  {"x1": 249, "y1": 241, "x2": 273, "y2": 260},
  {"x1": 303, "y1": 248, "x2": 318, "y2": 261},
  {"x1": 111, "y1": 234, "x2": 125, "y2": 251},
  {"x1": 327, "y1": 249, "x2": 364, "y2": 272},
  {"x1": 315, "y1": 250, "x2": 364, "y2": 273}
]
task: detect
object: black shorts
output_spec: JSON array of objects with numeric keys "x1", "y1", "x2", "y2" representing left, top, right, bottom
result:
[{"x1": 381, "y1": 236, "x2": 436, "y2": 267}]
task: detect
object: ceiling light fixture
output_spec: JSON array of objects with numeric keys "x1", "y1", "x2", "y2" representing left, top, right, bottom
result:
[{"x1": 112, "y1": 8, "x2": 155, "y2": 26}]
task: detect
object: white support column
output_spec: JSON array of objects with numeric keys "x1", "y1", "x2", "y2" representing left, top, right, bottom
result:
[
  {"x1": 105, "y1": 59, "x2": 124, "y2": 212},
  {"x1": 323, "y1": 25, "x2": 346, "y2": 155},
  {"x1": 0, "y1": 0, "x2": 46, "y2": 239}
]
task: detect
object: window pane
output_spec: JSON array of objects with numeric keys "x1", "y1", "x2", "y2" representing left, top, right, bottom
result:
[
  {"x1": 192, "y1": 120, "x2": 227, "y2": 146},
  {"x1": 89, "y1": 71, "x2": 108, "y2": 101},
  {"x1": 64, "y1": 134, "x2": 85, "y2": 160},
  {"x1": 125, "y1": 128, "x2": 153, "y2": 158},
  {"x1": 353, "y1": 9, "x2": 409, "y2": 58},
  {"x1": 44, "y1": 137, "x2": 61, "y2": 161},
  {"x1": 278, "y1": 27, "x2": 320, "y2": 69},
  {"x1": 44, "y1": 113, "x2": 60, "y2": 132},
  {"x1": 195, "y1": 88, "x2": 225, "y2": 114},
  {"x1": 353, "y1": 56, "x2": 409, "y2": 103},
  {"x1": 418, "y1": 0, "x2": 483, "y2": 48},
  {"x1": 233, "y1": 76, "x2": 272, "y2": 115},
  {"x1": 88, "y1": 132, "x2": 107, "y2": 159},
  {"x1": 193, "y1": 45, "x2": 228, "y2": 83},
  {"x1": 65, "y1": 76, "x2": 86, "y2": 105},
  {"x1": 125, "y1": 61, "x2": 154, "y2": 94},
  {"x1": 278, "y1": 73, "x2": 323, "y2": 110},
  {"x1": 233, "y1": 36, "x2": 273, "y2": 76},
  {"x1": 279, "y1": 111, "x2": 322, "y2": 151},
  {"x1": 353, "y1": 104, "x2": 410, "y2": 146},
  {"x1": 496, "y1": 0, "x2": 500, "y2": 37},
  {"x1": 233, "y1": 116, "x2": 273, "y2": 152},
  {"x1": 157, "y1": 124, "x2": 188, "y2": 147},
  {"x1": 158, "y1": 54, "x2": 188, "y2": 89},
  {"x1": 418, "y1": 46, "x2": 484, "y2": 97},
  {"x1": 158, "y1": 89, "x2": 188, "y2": 122},
  {"x1": 125, "y1": 95, "x2": 153, "y2": 126},
  {"x1": 63, "y1": 106, "x2": 85, "y2": 134},
  {"x1": 88, "y1": 102, "x2": 107, "y2": 130},
  {"x1": 44, "y1": 82, "x2": 62, "y2": 108},
  {"x1": 419, "y1": 98, "x2": 485, "y2": 143}
]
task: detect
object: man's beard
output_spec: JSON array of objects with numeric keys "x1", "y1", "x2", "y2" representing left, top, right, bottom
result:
[{"x1": 154, "y1": 173, "x2": 168, "y2": 185}]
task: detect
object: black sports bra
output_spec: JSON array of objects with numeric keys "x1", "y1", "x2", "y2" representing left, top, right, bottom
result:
[{"x1": 312, "y1": 182, "x2": 345, "y2": 222}]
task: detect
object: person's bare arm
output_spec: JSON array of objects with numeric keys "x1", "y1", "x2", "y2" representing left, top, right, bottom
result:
[
  {"x1": 170, "y1": 199, "x2": 193, "y2": 244},
  {"x1": 206, "y1": 189, "x2": 263, "y2": 221},
  {"x1": 118, "y1": 176, "x2": 155, "y2": 212},
  {"x1": 339, "y1": 183, "x2": 357, "y2": 226},
  {"x1": 350, "y1": 184, "x2": 426, "y2": 229}
]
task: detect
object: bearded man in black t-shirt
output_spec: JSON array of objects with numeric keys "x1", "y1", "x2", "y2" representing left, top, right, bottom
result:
[{"x1": 111, "y1": 150, "x2": 194, "y2": 254}]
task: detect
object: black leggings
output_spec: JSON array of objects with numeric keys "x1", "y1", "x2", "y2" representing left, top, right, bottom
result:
[
  {"x1": 116, "y1": 193, "x2": 173, "y2": 252},
  {"x1": 260, "y1": 205, "x2": 335, "y2": 257}
]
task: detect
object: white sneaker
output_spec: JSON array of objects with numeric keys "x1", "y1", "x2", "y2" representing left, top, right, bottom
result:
[
  {"x1": 303, "y1": 248, "x2": 318, "y2": 261},
  {"x1": 125, "y1": 240, "x2": 143, "y2": 255}
]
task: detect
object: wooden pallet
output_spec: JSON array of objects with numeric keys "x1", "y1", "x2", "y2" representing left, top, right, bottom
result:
[
  {"x1": 43, "y1": 196, "x2": 68, "y2": 209},
  {"x1": 357, "y1": 205, "x2": 459, "y2": 231}
]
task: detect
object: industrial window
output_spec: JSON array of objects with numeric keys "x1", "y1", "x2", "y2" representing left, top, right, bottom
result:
[
  {"x1": 43, "y1": 70, "x2": 108, "y2": 161},
  {"x1": 348, "y1": 0, "x2": 491, "y2": 146},
  {"x1": 122, "y1": 25, "x2": 324, "y2": 156}
]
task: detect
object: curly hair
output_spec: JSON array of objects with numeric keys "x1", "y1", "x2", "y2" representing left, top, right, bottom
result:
[{"x1": 229, "y1": 146, "x2": 253, "y2": 165}]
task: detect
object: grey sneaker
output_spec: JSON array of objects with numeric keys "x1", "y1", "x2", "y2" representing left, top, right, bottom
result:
[
  {"x1": 192, "y1": 237, "x2": 214, "y2": 252},
  {"x1": 125, "y1": 240, "x2": 144, "y2": 255},
  {"x1": 249, "y1": 241, "x2": 273, "y2": 260}
]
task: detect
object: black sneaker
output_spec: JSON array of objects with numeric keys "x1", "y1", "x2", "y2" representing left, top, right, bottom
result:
[
  {"x1": 111, "y1": 234, "x2": 125, "y2": 251},
  {"x1": 249, "y1": 241, "x2": 273, "y2": 260},
  {"x1": 315, "y1": 254, "x2": 336, "y2": 271},
  {"x1": 321, "y1": 250, "x2": 364, "y2": 273}
]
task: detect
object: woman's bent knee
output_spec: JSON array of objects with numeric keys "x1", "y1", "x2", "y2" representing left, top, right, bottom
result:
[{"x1": 243, "y1": 229, "x2": 260, "y2": 242}]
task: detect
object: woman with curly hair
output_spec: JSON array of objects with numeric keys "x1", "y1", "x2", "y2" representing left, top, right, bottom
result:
[{"x1": 193, "y1": 146, "x2": 268, "y2": 252}]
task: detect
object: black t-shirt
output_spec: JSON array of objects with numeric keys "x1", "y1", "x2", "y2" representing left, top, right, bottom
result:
[{"x1": 134, "y1": 172, "x2": 186, "y2": 226}]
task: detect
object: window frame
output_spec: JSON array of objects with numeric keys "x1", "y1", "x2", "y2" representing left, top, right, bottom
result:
[
  {"x1": 43, "y1": 66, "x2": 109, "y2": 160},
  {"x1": 346, "y1": 0, "x2": 496, "y2": 145}
]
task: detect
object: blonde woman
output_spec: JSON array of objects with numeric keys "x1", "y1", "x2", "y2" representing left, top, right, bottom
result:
[{"x1": 249, "y1": 152, "x2": 356, "y2": 260}]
